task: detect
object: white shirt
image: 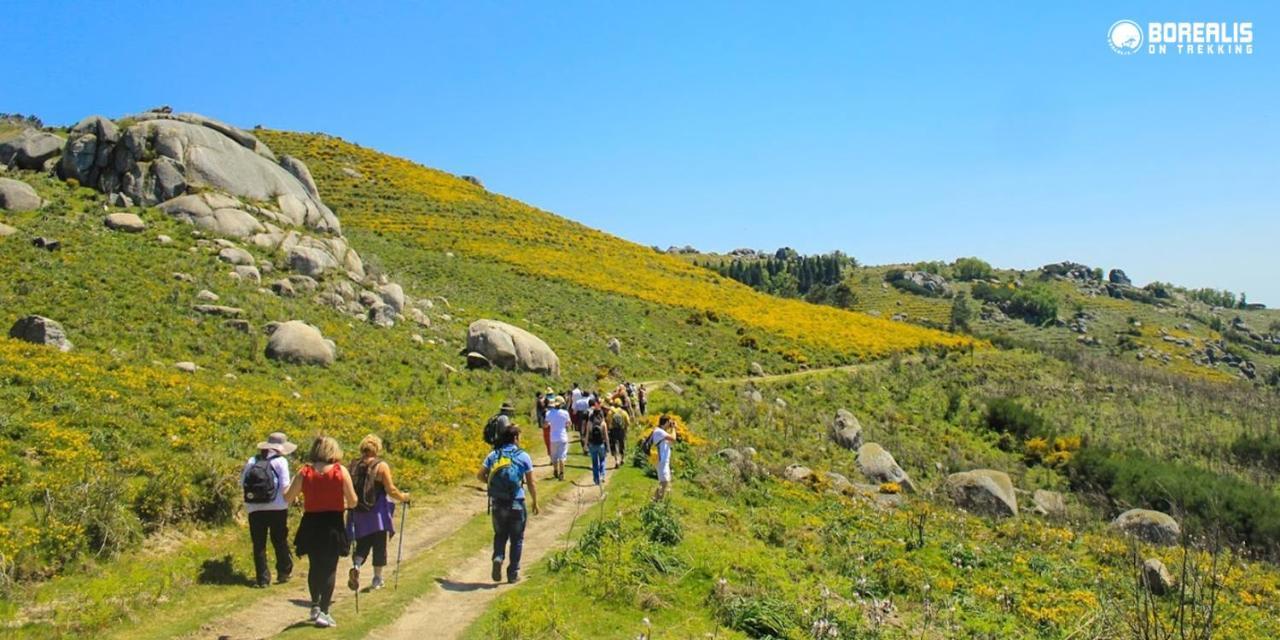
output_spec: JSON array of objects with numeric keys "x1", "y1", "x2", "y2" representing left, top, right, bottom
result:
[
  {"x1": 572, "y1": 396, "x2": 591, "y2": 413},
  {"x1": 546, "y1": 408, "x2": 572, "y2": 443},
  {"x1": 650, "y1": 427, "x2": 672, "y2": 468},
  {"x1": 241, "y1": 453, "x2": 291, "y2": 513},
  {"x1": 570, "y1": 388, "x2": 583, "y2": 404}
]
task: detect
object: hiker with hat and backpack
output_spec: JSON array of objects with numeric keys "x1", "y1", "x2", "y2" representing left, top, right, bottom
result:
[
  {"x1": 477, "y1": 424, "x2": 539, "y2": 583},
  {"x1": 483, "y1": 401, "x2": 517, "y2": 449},
  {"x1": 241, "y1": 431, "x2": 297, "y2": 588},
  {"x1": 346, "y1": 434, "x2": 411, "y2": 593}
]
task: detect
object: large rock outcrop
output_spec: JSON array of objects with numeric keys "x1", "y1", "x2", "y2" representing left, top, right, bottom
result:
[
  {"x1": 945, "y1": 469, "x2": 1018, "y2": 518},
  {"x1": 465, "y1": 319, "x2": 560, "y2": 376},
  {"x1": 0, "y1": 177, "x2": 41, "y2": 211},
  {"x1": 264, "y1": 321, "x2": 336, "y2": 366},
  {"x1": 0, "y1": 129, "x2": 63, "y2": 171},
  {"x1": 830, "y1": 409, "x2": 863, "y2": 451}
]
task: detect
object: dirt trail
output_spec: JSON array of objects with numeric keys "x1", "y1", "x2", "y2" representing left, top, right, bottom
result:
[
  {"x1": 189, "y1": 469, "x2": 549, "y2": 640},
  {"x1": 375, "y1": 473, "x2": 611, "y2": 640}
]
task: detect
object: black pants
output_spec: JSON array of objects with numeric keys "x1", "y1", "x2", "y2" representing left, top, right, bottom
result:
[
  {"x1": 353, "y1": 530, "x2": 389, "y2": 567},
  {"x1": 308, "y1": 552, "x2": 340, "y2": 613},
  {"x1": 491, "y1": 500, "x2": 527, "y2": 579},
  {"x1": 248, "y1": 509, "x2": 292, "y2": 584},
  {"x1": 609, "y1": 429, "x2": 627, "y2": 458}
]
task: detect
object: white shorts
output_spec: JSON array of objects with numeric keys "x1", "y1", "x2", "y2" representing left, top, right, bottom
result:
[
  {"x1": 657, "y1": 461, "x2": 673, "y2": 483},
  {"x1": 549, "y1": 440, "x2": 569, "y2": 462}
]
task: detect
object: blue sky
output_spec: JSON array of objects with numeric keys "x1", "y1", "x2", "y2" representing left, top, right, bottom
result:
[{"x1": 6, "y1": 2, "x2": 1277, "y2": 303}]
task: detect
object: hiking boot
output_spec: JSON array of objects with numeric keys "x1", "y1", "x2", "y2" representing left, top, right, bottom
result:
[
  {"x1": 277, "y1": 572, "x2": 291, "y2": 584},
  {"x1": 253, "y1": 579, "x2": 269, "y2": 589},
  {"x1": 507, "y1": 571, "x2": 520, "y2": 584},
  {"x1": 491, "y1": 559, "x2": 503, "y2": 582},
  {"x1": 309, "y1": 606, "x2": 321, "y2": 622},
  {"x1": 347, "y1": 566, "x2": 360, "y2": 591},
  {"x1": 370, "y1": 575, "x2": 385, "y2": 590},
  {"x1": 315, "y1": 612, "x2": 337, "y2": 628}
]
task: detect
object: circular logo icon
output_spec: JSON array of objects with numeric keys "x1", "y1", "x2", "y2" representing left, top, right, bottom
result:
[{"x1": 1109, "y1": 20, "x2": 1143, "y2": 54}]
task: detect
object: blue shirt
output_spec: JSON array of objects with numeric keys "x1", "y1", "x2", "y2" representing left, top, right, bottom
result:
[{"x1": 482, "y1": 444, "x2": 534, "y2": 500}]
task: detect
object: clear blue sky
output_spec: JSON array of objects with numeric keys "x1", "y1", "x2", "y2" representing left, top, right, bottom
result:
[{"x1": 6, "y1": 2, "x2": 1277, "y2": 303}]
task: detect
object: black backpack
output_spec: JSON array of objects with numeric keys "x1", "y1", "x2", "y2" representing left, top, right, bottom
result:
[
  {"x1": 243, "y1": 455, "x2": 280, "y2": 504},
  {"x1": 349, "y1": 458, "x2": 383, "y2": 512},
  {"x1": 588, "y1": 422, "x2": 605, "y2": 446},
  {"x1": 484, "y1": 414, "x2": 511, "y2": 447}
]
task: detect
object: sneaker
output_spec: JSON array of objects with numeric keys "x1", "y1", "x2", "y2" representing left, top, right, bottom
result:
[
  {"x1": 370, "y1": 575, "x2": 385, "y2": 590},
  {"x1": 315, "y1": 612, "x2": 337, "y2": 628},
  {"x1": 491, "y1": 559, "x2": 503, "y2": 582},
  {"x1": 277, "y1": 572, "x2": 292, "y2": 584},
  {"x1": 253, "y1": 579, "x2": 269, "y2": 589},
  {"x1": 309, "y1": 606, "x2": 321, "y2": 622},
  {"x1": 347, "y1": 566, "x2": 360, "y2": 591},
  {"x1": 507, "y1": 572, "x2": 520, "y2": 584}
]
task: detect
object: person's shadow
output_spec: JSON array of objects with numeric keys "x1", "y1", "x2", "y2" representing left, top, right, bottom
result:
[{"x1": 436, "y1": 577, "x2": 499, "y2": 592}]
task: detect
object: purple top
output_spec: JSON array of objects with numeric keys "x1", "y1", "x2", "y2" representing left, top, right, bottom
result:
[{"x1": 347, "y1": 484, "x2": 396, "y2": 540}]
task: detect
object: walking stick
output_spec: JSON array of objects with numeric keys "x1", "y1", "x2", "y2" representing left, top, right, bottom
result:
[{"x1": 394, "y1": 501, "x2": 408, "y2": 590}]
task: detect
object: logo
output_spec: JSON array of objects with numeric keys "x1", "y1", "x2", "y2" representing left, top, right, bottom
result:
[
  {"x1": 1109, "y1": 20, "x2": 1144, "y2": 54},
  {"x1": 1109, "y1": 19, "x2": 1254, "y2": 56}
]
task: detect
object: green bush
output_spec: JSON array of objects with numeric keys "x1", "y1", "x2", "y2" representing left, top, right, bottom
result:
[
  {"x1": 713, "y1": 588, "x2": 798, "y2": 638},
  {"x1": 639, "y1": 499, "x2": 683, "y2": 545},
  {"x1": 1230, "y1": 433, "x2": 1280, "y2": 472},
  {"x1": 1009, "y1": 285, "x2": 1059, "y2": 325},
  {"x1": 985, "y1": 397, "x2": 1049, "y2": 441},
  {"x1": 1070, "y1": 447, "x2": 1280, "y2": 556},
  {"x1": 953, "y1": 257, "x2": 993, "y2": 281}
]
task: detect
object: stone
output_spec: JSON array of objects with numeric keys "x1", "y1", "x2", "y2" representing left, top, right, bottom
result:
[
  {"x1": 825, "y1": 472, "x2": 854, "y2": 494},
  {"x1": 465, "y1": 319, "x2": 560, "y2": 375},
  {"x1": 748, "y1": 361, "x2": 765, "y2": 377},
  {"x1": 893, "y1": 270, "x2": 952, "y2": 297},
  {"x1": 607, "y1": 337, "x2": 621, "y2": 355},
  {"x1": 664, "y1": 381, "x2": 684, "y2": 395},
  {"x1": 270, "y1": 279, "x2": 296, "y2": 297},
  {"x1": 9, "y1": 315, "x2": 73, "y2": 351},
  {"x1": 0, "y1": 222, "x2": 16, "y2": 237},
  {"x1": 406, "y1": 307, "x2": 431, "y2": 327},
  {"x1": 0, "y1": 129, "x2": 64, "y2": 170},
  {"x1": 1031, "y1": 489, "x2": 1067, "y2": 517},
  {"x1": 855, "y1": 443, "x2": 915, "y2": 492},
  {"x1": 156, "y1": 234, "x2": 173, "y2": 244},
  {"x1": 218, "y1": 247, "x2": 254, "y2": 265},
  {"x1": 288, "y1": 274, "x2": 318, "y2": 291},
  {"x1": 103, "y1": 212, "x2": 146, "y2": 232},
  {"x1": 233, "y1": 265, "x2": 261, "y2": 284},
  {"x1": 159, "y1": 194, "x2": 266, "y2": 238},
  {"x1": 411, "y1": 334, "x2": 424, "y2": 344},
  {"x1": 945, "y1": 470, "x2": 1018, "y2": 518},
  {"x1": 1142, "y1": 558, "x2": 1175, "y2": 596},
  {"x1": 264, "y1": 320, "x2": 336, "y2": 365},
  {"x1": 1112, "y1": 509, "x2": 1181, "y2": 545},
  {"x1": 279, "y1": 155, "x2": 320, "y2": 198},
  {"x1": 377, "y1": 283, "x2": 406, "y2": 312},
  {"x1": 783, "y1": 464, "x2": 815, "y2": 483},
  {"x1": 830, "y1": 409, "x2": 863, "y2": 450},
  {"x1": 108, "y1": 192, "x2": 133, "y2": 208},
  {"x1": 368, "y1": 302, "x2": 396, "y2": 328},
  {"x1": 223, "y1": 319, "x2": 251, "y2": 333},
  {"x1": 466, "y1": 351, "x2": 492, "y2": 369},
  {"x1": 31, "y1": 236, "x2": 60, "y2": 251},
  {"x1": 174, "y1": 361, "x2": 198, "y2": 373},
  {"x1": 195, "y1": 290, "x2": 220, "y2": 302},
  {"x1": 193, "y1": 304, "x2": 243, "y2": 317},
  {"x1": 0, "y1": 177, "x2": 41, "y2": 211},
  {"x1": 288, "y1": 245, "x2": 339, "y2": 278},
  {"x1": 1108, "y1": 269, "x2": 1132, "y2": 286}
]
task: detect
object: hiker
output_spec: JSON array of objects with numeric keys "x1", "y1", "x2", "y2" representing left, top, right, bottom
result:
[
  {"x1": 241, "y1": 431, "x2": 296, "y2": 588},
  {"x1": 536, "y1": 388, "x2": 552, "y2": 456},
  {"x1": 477, "y1": 424, "x2": 539, "y2": 584},
  {"x1": 571, "y1": 391, "x2": 592, "y2": 451},
  {"x1": 346, "y1": 434, "x2": 411, "y2": 593},
  {"x1": 637, "y1": 385, "x2": 648, "y2": 416},
  {"x1": 544, "y1": 395, "x2": 571, "y2": 480},
  {"x1": 607, "y1": 402, "x2": 630, "y2": 468},
  {"x1": 586, "y1": 407, "x2": 610, "y2": 486},
  {"x1": 285, "y1": 436, "x2": 358, "y2": 629},
  {"x1": 648, "y1": 415, "x2": 677, "y2": 501},
  {"x1": 483, "y1": 401, "x2": 516, "y2": 449}
]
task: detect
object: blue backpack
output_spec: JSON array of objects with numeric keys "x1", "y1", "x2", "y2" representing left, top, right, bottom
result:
[{"x1": 487, "y1": 448, "x2": 525, "y2": 503}]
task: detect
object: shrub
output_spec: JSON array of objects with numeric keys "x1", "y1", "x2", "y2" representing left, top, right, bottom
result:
[
  {"x1": 1230, "y1": 433, "x2": 1280, "y2": 472},
  {"x1": 986, "y1": 398, "x2": 1049, "y2": 441},
  {"x1": 712, "y1": 584, "x2": 798, "y2": 638},
  {"x1": 1009, "y1": 285, "x2": 1059, "y2": 325},
  {"x1": 953, "y1": 257, "x2": 993, "y2": 281},
  {"x1": 639, "y1": 499, "x2": 683, "y2": 545},
  {"x1": 1070, "y1": 447, "x2": 1280, "y2": 556}
]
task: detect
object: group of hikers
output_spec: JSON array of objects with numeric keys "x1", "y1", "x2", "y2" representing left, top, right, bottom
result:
[{"x1": 238, "y1": 380, "x2": 676, "y2": 629}]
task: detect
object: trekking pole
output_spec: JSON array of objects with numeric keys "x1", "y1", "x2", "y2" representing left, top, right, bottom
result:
[{"x1": 394, "y1": 500, "x2": 409, "y2": 590}]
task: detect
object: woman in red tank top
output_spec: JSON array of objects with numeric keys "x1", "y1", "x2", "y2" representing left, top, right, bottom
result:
[{"x1": 284, "y1": 436, "x2": 357, "y2": 628}]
